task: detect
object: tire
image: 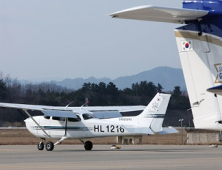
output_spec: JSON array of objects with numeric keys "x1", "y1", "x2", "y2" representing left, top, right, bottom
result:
[
  {"x1": 37, "y1": 142, "x2": 44, "y2": 151},
  {"x1": 84, "y1": 141, "x2": 93, "y2": 150},
  {"x1": 45, "y1": 141, "x2": 54, "y2": 151}
]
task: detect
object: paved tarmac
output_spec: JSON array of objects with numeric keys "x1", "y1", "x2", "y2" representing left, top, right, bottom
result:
[{"x1": 0, "y1": 145, "x2": 221, "y2": 170}]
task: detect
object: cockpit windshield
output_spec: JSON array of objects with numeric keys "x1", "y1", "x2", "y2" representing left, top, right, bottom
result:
[{"x1": 82, "y1": 113, "x2": 95, "y2": 120}]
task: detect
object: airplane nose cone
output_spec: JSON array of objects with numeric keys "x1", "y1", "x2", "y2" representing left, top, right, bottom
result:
[{"x1": 24, "y1": 117, "x2": 40, "y2": 137}]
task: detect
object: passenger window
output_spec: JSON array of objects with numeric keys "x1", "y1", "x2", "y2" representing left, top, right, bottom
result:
[
  {"x1": 52, "y1": 117, "x2": 65, "y2": 121},
  {"x1": 52, "y1": 117, "x2": 60, "y2": 121}
]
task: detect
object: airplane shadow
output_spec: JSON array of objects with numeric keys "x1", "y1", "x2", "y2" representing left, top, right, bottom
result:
[{"x1": 53, "y1": 147, "x2": 202, "y2": 153}]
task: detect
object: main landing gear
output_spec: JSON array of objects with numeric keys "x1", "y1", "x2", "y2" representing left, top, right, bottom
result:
[
  {"x1": 45, "y1": 141, "x2": 54, "y2": 151},
  {"x1": 80, "y1": 139, "x2": 93, "y2": 150}
]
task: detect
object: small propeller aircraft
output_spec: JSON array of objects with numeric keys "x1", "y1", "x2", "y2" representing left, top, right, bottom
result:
[{"x1": 0, "y1": 93, "x2": 177, "y2": 151}]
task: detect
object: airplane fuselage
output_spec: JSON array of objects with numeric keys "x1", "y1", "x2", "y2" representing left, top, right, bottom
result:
[{"x1": 25, "y1": 115, "x2": 150, "y2": 139}]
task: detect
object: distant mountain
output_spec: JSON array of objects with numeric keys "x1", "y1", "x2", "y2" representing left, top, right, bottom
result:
[
  {"x1": 51, "y1": 77, "x2": 112, "y2": 90},
  {"x1": 113, "y1": 67, "x2": 186, "y2": 91},
  {"x1": 51, "y1": 66, "x2": 186, "y2": 91}
]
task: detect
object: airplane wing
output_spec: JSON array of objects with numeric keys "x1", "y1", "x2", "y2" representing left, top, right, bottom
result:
[
  {"x1": 42, "y1": 110, "x2": 78, "y2": 118},
  {"x1": 0, "y1": 102, "x2": 145, "y2": 116},
  {"x1": 92, "y1": 111, "x2": 122, "y2": 119},
  {"x1": 110, "y1": 5, "x2": 208, "y2": 24},
  {"x1": 86, "y1": 106, "x2": 145, "y2": 112},
  {"x1": 0, "y1": 102, "x2": 68, "y2": 111}
]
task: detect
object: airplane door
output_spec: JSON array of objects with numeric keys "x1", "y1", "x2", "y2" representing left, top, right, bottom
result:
[
  {"x1": 66, "y1": 116, "x2": 87, "y2": 138},
  {"x1": 49, "y1": 117, "x2": 66, "y2": 137},
  {"x1": 38, "y1": 116, "x2": 51, "y2": 137}
]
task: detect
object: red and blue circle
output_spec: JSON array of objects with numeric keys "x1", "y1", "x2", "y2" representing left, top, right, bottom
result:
[{"x1": 185, "y1": 43, "x2": 190, "y2": 48}]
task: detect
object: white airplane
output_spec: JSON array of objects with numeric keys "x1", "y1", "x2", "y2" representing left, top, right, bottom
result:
[
  {"x1": 0, "y1": 93, "x2": 177, "y2": 151},
  {"x1": 110, "y1": 0, "x2": 222, "y2": 131}
]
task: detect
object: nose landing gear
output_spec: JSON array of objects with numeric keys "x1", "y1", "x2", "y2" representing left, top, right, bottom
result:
[
  {"x1": 37, "y1": 139, "x2": 54, "y2": 151},
  {"x1": 37, "y1": 142, "x2": 44, "y2": 150},
  {"x1": 37, "y1": 139, "x2": 45, "y2": 151}
]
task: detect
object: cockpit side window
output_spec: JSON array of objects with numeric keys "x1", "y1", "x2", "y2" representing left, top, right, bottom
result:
[
  {"x1": 82, "y1": 113, "x2": 95, "y2": 120},
  {"x1": 52, "y1": 117, "x2": 65, "y2": 121},
  {"x1": 44, "y1": 116, "x2": 50, "y2": 119}
]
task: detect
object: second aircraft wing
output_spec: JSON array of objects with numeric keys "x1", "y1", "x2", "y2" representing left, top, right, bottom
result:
[{"x1": 110, "y1": 5, "x2": 208, "y2": 24}]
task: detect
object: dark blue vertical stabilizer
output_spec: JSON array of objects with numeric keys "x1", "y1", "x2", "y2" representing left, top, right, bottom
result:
[{"x1": 183, "y1": 0, "x2": 222, "y2": 15}]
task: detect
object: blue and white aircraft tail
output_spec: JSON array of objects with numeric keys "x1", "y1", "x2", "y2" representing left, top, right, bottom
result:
[{"x1": 111, "y1": 0, "x2": 222, "y2": 131}]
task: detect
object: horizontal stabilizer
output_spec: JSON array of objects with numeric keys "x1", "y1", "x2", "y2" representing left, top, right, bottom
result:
[
  {"x1": 110, "y1": 5, "x2": 208, "y2": 24},
  {"x1": 157, "y1": 126, "x2": 178, "y2": 135},
  {"x1": 207, "y1": 85, "x2": 222, "y2": 95},
  {"x1": 42, "y1": 110, "x2": 77, "y2": 118}
]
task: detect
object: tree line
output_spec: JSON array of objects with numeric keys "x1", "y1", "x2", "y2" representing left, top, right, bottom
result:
[{"x1": 0, "y1": 75, "x2": 190, "y2": 109}]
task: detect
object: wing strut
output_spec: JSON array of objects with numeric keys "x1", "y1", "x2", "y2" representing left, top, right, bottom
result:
[{"x1": 23, "y1": 109, "x2": 50, "y2": 138}]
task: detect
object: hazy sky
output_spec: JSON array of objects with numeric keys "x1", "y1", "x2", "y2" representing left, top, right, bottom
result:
[{"x1": 0, "y1": 0, "x2": 182, "y2": 81}]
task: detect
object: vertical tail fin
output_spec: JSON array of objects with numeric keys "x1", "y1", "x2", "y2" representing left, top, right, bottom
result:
[
  {"x1": 175, "y1": 1, "x2": 222, "y2": 130},
  {"x1": 175, "y1": 22, "x2": 222, "y2": 130},
  {"x1": 180, "y1": 0, "x2": 222, "y2": 130},
  {"x1": 137, "y1": 93, "x2": 171, "y2": 132}
]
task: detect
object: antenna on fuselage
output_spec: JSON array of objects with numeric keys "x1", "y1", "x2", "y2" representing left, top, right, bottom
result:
[
  {"x1": 65, "y1": 101, "x2": 74, "y2": 110},
  {"x1": 81, "y1": 101, "x2": 89, "y2": 108},
  {"x1": 81, "y1": 98, "x2": 89, "y2": 108}
]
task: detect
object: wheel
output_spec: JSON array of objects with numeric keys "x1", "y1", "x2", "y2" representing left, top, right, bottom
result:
[
  {"x1": 45, "y1": 141, "x2": 54, "y2": 151},
  {"x1": 37, "y1": 142, "x2": 44, "y2": 150},
  {"x1": 84, "y1": 141, "x2": 93, "y2": 150}
]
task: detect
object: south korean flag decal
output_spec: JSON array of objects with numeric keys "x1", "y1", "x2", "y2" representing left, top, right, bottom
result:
[{"x1": 181, "y1": 40, "x2": 193, "y2": 51}]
